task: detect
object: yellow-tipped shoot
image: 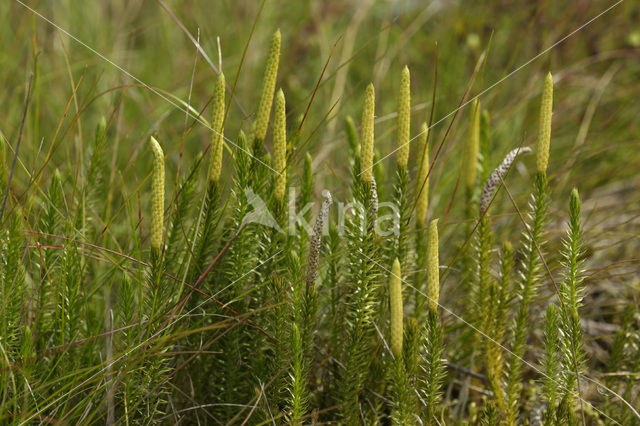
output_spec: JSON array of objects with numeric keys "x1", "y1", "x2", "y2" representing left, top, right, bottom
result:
[
  {"x1": 396, "y1": 66, "x2": 411, "y2": 169},
  {"x1": 465, "y1": 99, "x2": 480, "y2": 189},
  {"x1": 149, "y1": 136, "x2": 165, "y2": 251},
  {"x1": 253, "y1": 29, "x2": 281, "y2": 142},
  {"x1": 389, "y1": 258, "x2": 403, "y2": 357},
  {"x1": 415, "y1": 122, "x2": 430, "y2": 225},
  {"x1": 537, "y1": 72, "x2": 553, "y2": 174},
  {"x1": 272, "y1": 88, "x2": 287, "y2": 201},
  {"x1": 426, "y1": 218, "x2": 439, "y2": 312},
  {"x1": 360, "y1": 83, "x2": 375, "y2": 184},
  {"x1": 208, "y1": 72, "x2": 226, "y2": 183}
]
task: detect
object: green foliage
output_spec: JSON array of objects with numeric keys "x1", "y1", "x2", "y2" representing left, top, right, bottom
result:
[
  {"x1": 506, "y1": 171, "x2": 548, "y2": 423},
  {"x1": 390, "y1": 354, "x2": 416, "y2": 425},
  {"x1": 557, "y1": 189, "x2": 588, "y2": 401},
  {"x1": 287, "y1": 323, "x2": 310, "y2": 425},
  {"x1": 483, "y1": 242, "x2": 514, "y2": 413},
  {"x1": 339, "y1": 179, "x2": 382, "y2": 424},
  {"x1": 421, "y1": 310, "x2": 446, "y2": 424},
  {"x1": 542, "y1": 304, "x2": 562, "y2": 424},
  {"x1": 390, "y1": 165, "x2": 411, "y2": 272}
]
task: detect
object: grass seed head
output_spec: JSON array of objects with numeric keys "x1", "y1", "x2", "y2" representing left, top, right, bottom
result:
[
  {"x1": 360, "y1": 82, "x2": 375, "y2": 184},
  {"x1": 537, "y1": 72, "x2": 553, "y2": 174},
  {"x1": 273, "y1": 88, "x2": 287, "y2": 201},
  {"x1": 390, "y1": 257, "x2": 403, "y2": 357},
  {"x1": 427, "y1": 218, "x2": 439, "y2": 312},
  {"x1": 397, "y1": 66, "x2": 411, "y2": 169},
  {"x1": 307, "y1": 192, "x2": 332, "y2": 287},
  {"x1": 208, "y1": 72, "x2": 226, "y2": 183},
  {"x1": 416, "y1": 122, "x2": 430, "y2": 225},
  {"x1": 252, "y1": 29, "x2": 281, "y2": 142},
  {"x1": 149, "y1": 136, "x2": 165, "y2": 250},
  {"x1": 465, "y1": 99, "x2": 480, "y2": 189},
  {"x1": 480, "y1": 147, "x2": 532, "y2": 213}
]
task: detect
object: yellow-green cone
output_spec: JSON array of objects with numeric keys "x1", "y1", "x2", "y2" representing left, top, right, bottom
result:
[
  {"x1": 208, "y1": 72, "x2": 226, "y2": 183},
  {"x1": 397, "y1": 66, "x2": 411, "y2": 169},
  {"x1": 149, "y1": 136, "x2": 165, "y2": 250},
  {"x1": 537, "y1": 72, "x2": 553, "y2": 174},
  {"x1": 465, "y1": 99, "x2": 480, "y2": 189},
  {"x1": 426, "y1": 218, "x2": 439, "y2": 312},
  {"x1": 389, "y1": 258, "x2": 403, "y2": 357},
  {"x1": 416, "y1": 122, "x2": 430, "y2": 225},
  {"x1": 361, "y1": 83, "x2": 375, "y2": 184},
  {"x1": 252, "y1": 29, "x2": 281, "y2": 142},
  {"x1": 273, "y1": 88, "x2": 287, "y2": 201}
]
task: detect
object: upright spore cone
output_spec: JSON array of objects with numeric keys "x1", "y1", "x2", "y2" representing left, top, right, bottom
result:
[
  {"x1": 389, "y1": 258, "x2": 403, "y2": 357},
  {"x1": 208, "y1": 72, "x2": 226, "y2": 183},
  {"x1": 272, "y1": 88, "x2": 287, "y2": 201},
  {"x1": 465, "y1": 99, "x2": 480, "y2": 189},
  {"x1": 426, "y1": 218, "x2": 439, "y2": 312},
  {"x1": 253, "y1": 29, "x2": 281, "y2": 142},
  {"x1": 149, "y1": 136, "x2": 165, "y2": 250},
  {"x1": 396, "y1": 66, "x2": 411, "y2": 169},
  {"x1": 416, "y1": 122, "x2": 430, "y2": 225},
  {"x1": 360, "y1": 83, "x2": 375, "y2": 184},
  {"x1": 537, "y1": 72, "x2": 553, "y2": 174}
]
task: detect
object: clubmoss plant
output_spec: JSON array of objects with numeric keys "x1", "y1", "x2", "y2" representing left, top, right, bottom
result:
[
  {"x1": 390, "y1": 258, "x2": 403, "y2": 357},
  {"x1": 536, "y1": 73, "x2": 553, "y2": 174},
  {"x1": 555, "y1": 188, "x2": 587, "y2": 418},
  {"x1": 422, "y1": 218, "x2": 446, "y2": 423},
  {"x1": 426, "y1": 218, "x2": 439, "y2": 313},
  {"x1": 272, "y1": 88, "x2": 287, "y2": 201},
  {"x1": 396, "y1": 66, "x2": 411, "y2": 169},
  {"x1": 389, "y1": 67, "x2": 412, "y2": 275},
  {"x1": 360, "y1": 83, "x2": 375, "y2": 184},
  {"x1": 506, "y1": 73, "x2": 554, "y2": 424},
  {"x1": 340, "y1": 83, "x2": 382, "y2": 424},
  {"x1": 186, "y1": 73, "x2": 226, "y2": 287},
  {"x1": 252, "y1": 29, "x2": 281, "y2": 151},
  {"x1": 149, "y1": 136, "x2": 165, "y2": 253},
  {"x1": 213, "y1": 131, "x2": 258, "y2": 415},
  {"x1": 388, "y1": 258, "x2": 419, "y2": 425}
]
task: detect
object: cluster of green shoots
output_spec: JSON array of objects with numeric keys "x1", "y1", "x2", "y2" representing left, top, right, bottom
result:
[{"x1": 0, "y1": 28, "x2": 638, "y2": 425}]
